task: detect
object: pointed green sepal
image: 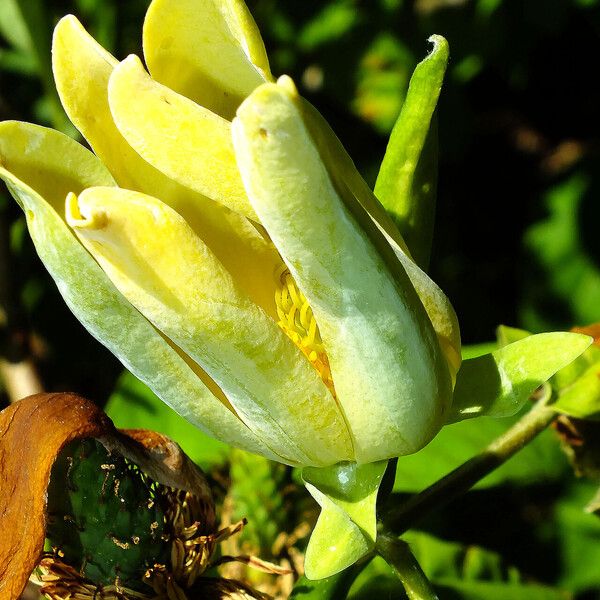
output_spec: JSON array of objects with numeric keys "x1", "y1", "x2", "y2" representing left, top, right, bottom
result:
[
  {"x1": 374, "y1": 35, "x2": 449, "y2": 269},
  {"x1": 302, "y1": 461, "x2": 387, "y2": 579},
  {"x1": 448, "y1": 332, "x2": 592, "y2": 422}
]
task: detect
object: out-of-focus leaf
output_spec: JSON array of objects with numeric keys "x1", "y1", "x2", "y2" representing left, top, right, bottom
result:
[
  {"x1": 290, "y1": 565, "x2": 367, "y2": 599},
  {"x1": 302, "y1": 462, "x2": 387, "y2": 579},
  {"x1": 496, "y1": 324, "x2": 531, "y2": 347},
  {"x1": 433, "y1": 580, "x2": 569, "y2": 599},
  {"x1": 449, "y1": 332, "x2": 591, "y2": 422},
  {"x1": 395, "y1": 411, "x2": 566, "y2": 492},
  {"x1": 554, "y1": 482, "x2": 600, "y2": 593},
  {"x1": 524, "y1": 173, "x2": 600, "y2": 329},
  {"x1": 6, "y1": 1, "x2": 73, "y2": 133},
  {"x1": 228, "y1": 449, "x2": 288, "y2": 552},
  {"x1": 349, "y1": 544, "x2": 567, "y2": 600},
  {"x1": 298, "y1": 3, "x2": 360, "y2": 51},
  {"x1": 352, "y1": 34, "x2": 414, "y2": 133},
  {"x1": 105, "y1": 371, "x2": 230, "y2": 470},
  {"x1": 374, "y1": 35, "x2": 449, "y2": 268},
  {"x1": 0, "y1": 0, "x2": 31, "y2": 53}
]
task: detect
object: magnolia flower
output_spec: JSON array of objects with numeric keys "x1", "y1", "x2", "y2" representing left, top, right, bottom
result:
[{"x1": 0, "y1": 0, "x2": 461, "y2": 469}]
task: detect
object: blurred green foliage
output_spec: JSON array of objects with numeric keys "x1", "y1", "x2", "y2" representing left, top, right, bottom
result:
[{"x1": 2, "y1": 0, "x2": 600, "y2": 598}]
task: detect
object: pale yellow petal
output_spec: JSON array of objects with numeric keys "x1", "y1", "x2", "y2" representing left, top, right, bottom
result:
[
  {"x1": 0, "y1": 121, "x2": 277, "y2": 461},
  {"x1": 0, "y1": 120, "x2": 114, "y2": 214},
  {"x1": 233, "y1": 81, "x2": 452, "y2": 464},
  {"x1": 108, "y1": 54, "x2": 254, "y2": 221},
  {"x1": 67, "y1": 187, "x2": 353, "y2": 467},
  {"x1": 52, "y1": 16, "x2": 283, "y2": 321},
  {"x1": 143, "y1": 0, "x2": 272, "y2": 119}
]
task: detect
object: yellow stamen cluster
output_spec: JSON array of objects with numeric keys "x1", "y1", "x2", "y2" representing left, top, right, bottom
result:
[{"x1": 274, "y1": 267, "x2": 335, "y2": 395}]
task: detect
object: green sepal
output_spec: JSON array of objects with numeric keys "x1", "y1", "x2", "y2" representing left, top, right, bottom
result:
[
  {"x1": 302, "y1": 461, "x2": 387, "y2": 580},
  {"x1": 448, "y1": 332, "x2": 592, "y2": 423},
  {"x1": 374, "y1": 35, "x2": 449, "y2": 269}
]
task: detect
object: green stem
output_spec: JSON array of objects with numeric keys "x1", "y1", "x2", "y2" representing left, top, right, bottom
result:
[
  {"x1": 383, "y1": 400, "x2": 557, "y2": 533},
  {"x1": 376, "y1": 531, "x2": 438, "y2": 600}
]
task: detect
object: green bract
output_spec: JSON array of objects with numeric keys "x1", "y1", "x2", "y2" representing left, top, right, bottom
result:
[{"x1": 0, "y1": 0, "x2": 592, "y2": 580}]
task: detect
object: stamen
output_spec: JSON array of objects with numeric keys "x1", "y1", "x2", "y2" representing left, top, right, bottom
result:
[{"x1": 274, "y1": 266, "x2": 336, "y2": 396}]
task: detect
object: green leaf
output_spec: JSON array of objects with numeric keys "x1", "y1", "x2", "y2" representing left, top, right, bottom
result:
[
  {"x1": 552, "y1": 361, "x2": 600, "y2": 419},
  {"x1": 350, "y1": 538, "x2": 568, "y2": 600},
  {"x1": 449, "y1": 332, "x2": 592, "y2": 422},
  {"x1": 394, "y1": 411, "x2": 567, "y2": 492},
  {"x1": 0, "y1": 0, "x2": 31, "y2": 53},
  {"x1": 496, "y1": 324, "x2": 531, "y2": 347},
  {"x1": 523, "y1": 172, "x2": 600, "y2": 329},
  {"x1": 302, "y1": 461, "x2": 387, "y2": 579},
  {"x1": 374, "y1": 35, "x2": 449, "y2": 269},
  {"x1": 291, "y1": 565, "x2": 367, "y2": 599},
  {"x1": 228, "y1": 449, "x2": 288, "y2": 552},
  {"x1": 104, "y1": 371, "x2": 230, "y2": 470},
  {"x1": 553, "y1": 482, "x2": 600, "y2": 593}
]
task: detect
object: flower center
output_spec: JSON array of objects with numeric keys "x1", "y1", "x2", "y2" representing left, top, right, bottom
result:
[{"x1": 274, "y1": 266, "x2": 335, "y2": 395}]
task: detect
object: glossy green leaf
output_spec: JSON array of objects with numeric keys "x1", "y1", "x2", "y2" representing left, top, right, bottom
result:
[
  {"x1": 374, "y1": 35, "x2": 449, "y2": 269},
  {"x1": 449, "y1": 332, "x2": 592, "y2": 422},
  {"x1": 104, "y1": 370, "x2": 230, "y2": 470},
  {"x1": 302, "y1": 462, "x2": 387, "y2": 579}
]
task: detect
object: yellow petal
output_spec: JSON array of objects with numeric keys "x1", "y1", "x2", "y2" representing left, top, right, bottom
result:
[
  {"x1": 299, "y1": 87, "x2": 461, "y2": 375},
  {"x1": 108, "y1": 54, "x2": 255, "y2": 221},
  {"x1": 143, "y1": 0, "x2": 272, "y2": 119},
  {"x1": 233, "y1": 82, "x2": 453, "y2": 464},
  {"x1": 0, "y1": 121, "x2": 276, "y2": 461},
  {"x1": 52, "y1": 16, "x2": 284, "y2": 320},
  {"x1": 67, "y1": 187, "x2": 353, "y2": 467}
]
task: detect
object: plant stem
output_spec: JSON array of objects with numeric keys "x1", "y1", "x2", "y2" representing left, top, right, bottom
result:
[
  {"x1": 383, "y1": 400, "x2": 557, "y2": 533},
  {"x1": 376, "y1": 531, "x2": 438, "y2": 600}
]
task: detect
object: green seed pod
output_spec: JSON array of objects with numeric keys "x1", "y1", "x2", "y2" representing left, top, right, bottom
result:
[{"x1": 46, "y1": 438, "x2": 169, "y2": 590}]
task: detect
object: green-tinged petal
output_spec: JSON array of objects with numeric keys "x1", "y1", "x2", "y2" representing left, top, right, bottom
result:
[
  {"x1": 143, "y1": 0, "x2": 272, "y2": 119},
  {"x1": 374, "y1": 35, "x2": 449, "y2": 269},
  {"x1": 388, "y1": 239, "x2": 461, "y2": 378},
  {"x1": 233, "y1": 81, "x2": 452, "y2": 464},
  {"x1": 52, "y1": 16, "x2": 284, "y2": 321},
  {"x1": 67, "y1": 187, "x2": 353, "y2": 467},
  {"x1": 0, "y1": 120, "x2": 113, "y2": 212},
  {"x1": 108, "y1": 54, "x2": 254, "y2": 221},
  {"x1": 448, "y1": 333, "x2": 592, "y2": 422},
  {"x1": 302, "y1": 462, "x2": 387, "y2": 579},
  {"x1": 0, "y1": 121, "x2": 276, "y2": 460},
  {"x1": 299, "y1": 88, "x2": 461, "y2": 376}
]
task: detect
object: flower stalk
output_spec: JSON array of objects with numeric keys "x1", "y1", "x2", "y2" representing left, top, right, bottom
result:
[{"x1": 382, "y1": 397, "x2": 557, "y2": 534}]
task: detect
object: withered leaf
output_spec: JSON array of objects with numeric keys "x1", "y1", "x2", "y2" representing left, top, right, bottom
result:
[{"x1": 0, "y1": 392, "x2": 213, "y2": 600}]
